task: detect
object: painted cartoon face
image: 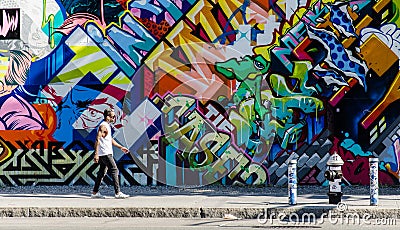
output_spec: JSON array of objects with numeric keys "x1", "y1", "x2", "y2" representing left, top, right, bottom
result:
[
  {"x1": 0, "y1": 0, "x2": 65, "y2": 60},
  {"x1": 215, "y1": 55, "x2": 270, "y2": 81}
]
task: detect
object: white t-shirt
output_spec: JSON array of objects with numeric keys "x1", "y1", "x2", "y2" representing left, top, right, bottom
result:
[{"x1": 97, "y1": 121, "x2": 113, "y2": 156}]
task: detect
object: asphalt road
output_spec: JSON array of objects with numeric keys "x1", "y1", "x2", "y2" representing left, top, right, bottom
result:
[{"x1": 1, "y1": 217, "x2": 399, "y2": 230}]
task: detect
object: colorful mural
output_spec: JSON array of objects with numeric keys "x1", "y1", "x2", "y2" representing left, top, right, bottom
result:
[{"x1": 0, "y1": 0, "x2": 399, "y2": 187}]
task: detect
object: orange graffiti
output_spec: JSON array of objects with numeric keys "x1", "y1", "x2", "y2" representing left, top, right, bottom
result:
[
  {"x1": 1, "y1": 104, "x2": 57, "y2": 151},
  {"x1": 0, "y1": 136, "x2": 11, "y2": 162}
]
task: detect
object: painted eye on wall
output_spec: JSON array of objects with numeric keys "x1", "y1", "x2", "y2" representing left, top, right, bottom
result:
[{"x1": 253, "y1": 60, "x2": 265, "y2": 70}]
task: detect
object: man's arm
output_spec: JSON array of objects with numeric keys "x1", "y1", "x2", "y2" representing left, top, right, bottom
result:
[
  {"x1": 112, "y1": 138, "x2": 129, "y2": 153},
  {"x1": 93, "y1": 125, "x2": 106, "y2": 163}
]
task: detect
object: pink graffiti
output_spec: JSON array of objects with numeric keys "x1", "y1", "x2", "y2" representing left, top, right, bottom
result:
[
  {"x1": 0, "y1": 94, "x2": 46, "y2": 130},
  {"x1": 331, "y1": 137, "x2": 396, "y2": 185},
  {"x1": 56, "y1": 13, "x2": 105, "y2": 35},
  {"x1": 388, "y1": 139, "x2": 400, "y2": 176},
  {"x1": 56, "y1": 0, "x2": 111, "y2": 35},
  {"x1": 0, "y1": 9, "x2": 18, "y2": 37}
]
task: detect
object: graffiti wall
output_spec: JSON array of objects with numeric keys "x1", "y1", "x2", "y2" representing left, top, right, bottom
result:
[{"x1": 0, "y1": 0, "x2": 399, "y2": 187}]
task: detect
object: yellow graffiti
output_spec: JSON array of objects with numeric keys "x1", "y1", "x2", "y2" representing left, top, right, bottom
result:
[
  {"x1": 0, "y1": 137, "x2": 12, "y2": 162},
  {"x1": 42, "y1": 0, "x2": 56, "y2": 49}
]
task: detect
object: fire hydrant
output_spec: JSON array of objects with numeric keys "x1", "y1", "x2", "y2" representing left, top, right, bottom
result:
[{"x1": 324, "y1": 152, "x2": 344, "y2": 204}]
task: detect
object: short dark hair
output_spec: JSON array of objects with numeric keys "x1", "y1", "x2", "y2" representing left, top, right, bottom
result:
[{"x1": 103, "y1": 108, "x2": 114, "y2": 119}]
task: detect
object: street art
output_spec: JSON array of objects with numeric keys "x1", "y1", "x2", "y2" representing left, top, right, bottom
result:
[
  {"x1": 0, "y1": 8, "x2": 20, "y2": 40},
  {"x1": 0, "y1": 0, "x2": 399, "y2": 187}
]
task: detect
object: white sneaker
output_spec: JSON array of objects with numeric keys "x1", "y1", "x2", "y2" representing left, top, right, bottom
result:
[
  {"x1": 91, "y1": 192, "x2": 105, "y2": 199},
  {"x1": 115, "y1": 192, "x2": 129, "y2": 199}
]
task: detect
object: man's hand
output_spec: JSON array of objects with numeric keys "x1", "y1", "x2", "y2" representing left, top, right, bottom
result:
[
  {"x1": 94, "y1": 153, "x2": 99, "y2": 163},
  {"x1": 120, "y1": 146, "x2": 129, "y2": 154}
]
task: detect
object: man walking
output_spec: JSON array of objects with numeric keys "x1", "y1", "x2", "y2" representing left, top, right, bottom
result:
[{"x1": 91, "y1": 108, "x2": 130, "y2": 199}]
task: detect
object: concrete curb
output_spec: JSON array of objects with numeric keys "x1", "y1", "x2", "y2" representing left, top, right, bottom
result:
[
  {"x1": 0, "y1": 207, "x2": 264, "y2": 218},
  {"x1": 0, "y1": 207, "x2": 399, "y2": 219}
]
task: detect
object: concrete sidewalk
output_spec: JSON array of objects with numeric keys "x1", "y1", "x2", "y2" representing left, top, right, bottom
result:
[{"x1": 0, "y1": 186, "x2": 399, "y2": 219}]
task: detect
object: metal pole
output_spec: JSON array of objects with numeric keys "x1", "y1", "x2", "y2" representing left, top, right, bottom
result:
[
  {"x1": 288, "y1": 159, "x2": 297, "y2": 205},
  {"x1": 369, "y1": 158, "x2": 379, "y2": 206}
]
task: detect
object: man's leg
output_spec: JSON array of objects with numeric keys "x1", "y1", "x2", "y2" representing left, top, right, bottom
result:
[
  {"x1": 103, "y1": 154, "x2": 120, "y2": 195},
  {"x1": 93, "y1": 158, "x2": 107, "y2": 194}
]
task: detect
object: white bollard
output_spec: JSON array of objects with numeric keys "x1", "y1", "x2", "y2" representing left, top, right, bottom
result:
[
  {"x1": 369, "y1": 158, "x2": 379, "y2": 206},
  {"x1": 288, "y1": 159, "x2": 297, "y2": 205}
]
